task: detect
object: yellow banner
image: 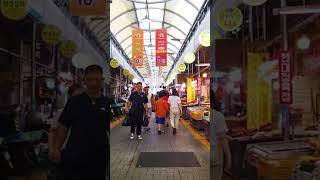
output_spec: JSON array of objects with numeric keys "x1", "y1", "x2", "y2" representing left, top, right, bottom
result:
[
  {"x1": 187, "y1": 78, "x2": 196, "y2": 103},
  {"x1": 247, "y1": 53, "x2": 272, "y2": 130},
  {"x1": 132, "y1": 30, "x2": 144, "y2": 67}
]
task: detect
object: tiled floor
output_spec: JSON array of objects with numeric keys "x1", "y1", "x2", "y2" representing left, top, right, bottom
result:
[{"x1": 110, "y1": 114, "x2": 210, "y2": 180}]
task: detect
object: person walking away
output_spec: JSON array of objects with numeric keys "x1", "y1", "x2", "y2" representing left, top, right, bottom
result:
[
  {"x1": 125, "y1": 82, "x2": 148, "y2": 140},
  {"x1": 155, "y1": 91, "x2": 169, "y2": 135},
  {"x1": 143, "y1": 86, "x2": 152, "y2": 131},
  {"x1": 210, "y1": 90, "x2": 231, "y2": 180},
  {"x1": 51, "y1": 65, "x2": 112, "y2": 180},
  {"x1": 168, "y1": 89, "x2": 182, "y2": 135},
  {"x1": 161, "y1": 87, "x2": 170, "y2": 128}
]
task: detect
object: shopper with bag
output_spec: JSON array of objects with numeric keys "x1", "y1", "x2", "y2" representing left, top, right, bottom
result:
[
  {"x1": 125, "y1": 82, "x2": 148, "y2": 140},
  {"x1": 143, "y1": 86, "x2": 152, "y2": 131},
  {"x1": 167, "y1": 89, "x2": 182, "y2": 135}
]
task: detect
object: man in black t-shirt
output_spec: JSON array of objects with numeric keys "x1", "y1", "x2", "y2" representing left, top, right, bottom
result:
[
  {"x1": 50, "y1": 65, "x2": 112, "y2": 180},
  {"x1": 125, "y1": 82, "x2": 148, "y2": 140}
]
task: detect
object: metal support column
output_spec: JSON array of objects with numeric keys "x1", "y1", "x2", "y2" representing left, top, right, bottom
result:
[
  {"x1": 249, "y1": 6, "x2": 254, "y2": 42},
  {"x1": 19, "y1": 40, "x2": 24, "y2": 105},
  {"x1": 31, "y1": 22, "x2": 37, "y2": 110}
]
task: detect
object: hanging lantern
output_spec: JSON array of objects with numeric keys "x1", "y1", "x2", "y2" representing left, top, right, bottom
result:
[
  {"x1": 217, "y1": 7, "x2": 243, "y2": 32},
  {"x1": 72, "y1": 53, "x2": 96, "y2": 69},
  {"x1": 128, "y1": 74, "x2": 134, "y2": 80},
  {"x1": 0, "y1": 0, "x2": 28, "y2": 20},
  {"x1": 59, "y1": 40, "x2": 77, "y2": 58},
  {"x1": 109, "y1": 58, "x2": 119, "y2": 68},
  {"x1": 184, "y1": 53, "x2": 196, "y2": 64},
  {"x1": 123, "y1": 69, "x2": 129, "y2": 77},
  {"x1": 178, "y1": 63, "x2": 186, "y2": 72},
  {"x1": 199, "y1": 30, "x2": 210, "y2": 47},
  {"x1": 41, "y1": 25, "x2": 62, "y2": 45},
  {"x1": 243, "y1": 0, "x2": 268, "y2": 6}
]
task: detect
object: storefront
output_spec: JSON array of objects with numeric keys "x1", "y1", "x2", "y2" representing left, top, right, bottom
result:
[{"x1": 211, "y1": 0, "x2": 320, "y2": 179}]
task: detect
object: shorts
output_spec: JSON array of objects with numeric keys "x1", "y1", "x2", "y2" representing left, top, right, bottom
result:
[{"x1": 156, "y1": 117, "x2": 165, "y2": 124}]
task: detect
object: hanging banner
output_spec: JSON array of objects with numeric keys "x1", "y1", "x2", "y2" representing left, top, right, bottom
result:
[
  {"x1": 41, "y1": 25, "x2": 62, "y2": 46},
  {"x1": 278, "y1": 51, "x2": 292, "y2": 104},
  {"x1": 217, "y1": 7, "x2": 243, "y2": 32},
  {"x1": 155, "y1": 29, "x2": 167, "y2": 66},
  {"x1": 69, "y1": 0, "x2": 106, "y2": 16},
  {"x1": 132, "y1": 30, "x2": 144, "y2": 67},
  {"x1": 197, "y1": 77, "x2": 202, "y2": 96},
  {"x1": 0, "y1": 0, "x2": 28, "y2": 20},
  {"x1": 187, "y1": 77, "x2": 196, "y2": 103},
  {"x1": 247, "y1": 53, "x2": 272, "y2": 130}
]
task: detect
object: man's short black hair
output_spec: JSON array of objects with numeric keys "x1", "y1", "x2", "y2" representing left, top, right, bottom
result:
[
  {"x1": 136, "y1": 82, "x2": 142, "y2": 85},
  {"x1": 84, "y1": 65, "x2": 103, "y2": 75}
]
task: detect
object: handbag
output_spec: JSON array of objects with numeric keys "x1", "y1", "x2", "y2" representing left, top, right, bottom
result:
[
  {"x1": 122, "y1": 114, "x2": 131, "y2": 126},
  {"x1": 142, "y1": 115, "x2": 149, "y2": 127}
]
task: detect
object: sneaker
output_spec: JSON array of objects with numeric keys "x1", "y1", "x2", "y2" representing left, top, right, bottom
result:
[
  {"x1": 158, "y1": 130, "x2": 161, "y2": 135},
  {"x1": 138, "y1": 135, "x2": 142, "y2": 140},
  {"x1": 130, "y1": 133, "x2": 134, "y2": 140},
  {"x1": 162, "y1": 130, "x2": 165, "y2": 133},
  {"x1": 173, "y1": 128, "x2": 176, "y2": 135}
]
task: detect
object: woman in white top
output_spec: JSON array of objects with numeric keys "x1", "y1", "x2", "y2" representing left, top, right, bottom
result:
[
  {"x1": 210, "y1": 90, "x2": 231, "y2": 180},
  {"x1": 167, "y1": 88, "x2": 182, "y2": 135}
]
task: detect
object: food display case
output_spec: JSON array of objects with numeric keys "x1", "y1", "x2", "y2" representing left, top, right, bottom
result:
[
  {"x1": 246, "y1": 140, "x2": 314, "y2": 180},
  {"x1": 186, "y1": 106, "x2": 209, "y2": 131}
]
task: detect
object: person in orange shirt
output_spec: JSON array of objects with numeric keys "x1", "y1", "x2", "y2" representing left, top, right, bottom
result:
[{"x1": 155, "y1": 91, "x2": 169, "y2": 135}]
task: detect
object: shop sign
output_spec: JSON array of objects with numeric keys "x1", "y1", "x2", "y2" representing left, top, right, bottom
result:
[
  {"x1": 217, "y1": 7, "x2": 243, "y2": 32},
  {"x1": 69, "y1": 0, "x2": 106, "y2": 16},
  {"x1": 243, "y1": 0, "x2": 268, "y2": 6},
  {"x1": 128, "y1": 74, "x2": 134, "y2": 80},
  {"x1": 110, "y1": 58, "x2": 119, "y2": 68},
  {"x1": 41, "y1": 25, "x2": 62, "y2": 46},
  {"x1": 184, "y1": 53, "x2": 196, "y2": 64},
  {"x1": 199, "y1": 30, "x2": 210, "y2": 47},
  {"x1": 155, "y1": 29, "x2": 167, "y2": 66},
  {"x1": 197, "y1": 77, "x2": 202, "y2": 95},
  {"x1": 278, "y1": 51, "x2": 292, "y2": 104},
  {"x1": 178, "y1": 63, "x2": 186, "y2": 72},
  {"x1": 132, "y1": 30, "x2": 144, "y2": 67},
  {"x1": 59, "y1": 40, "x2": 77, "y2": 58},
  {"x1": 123, "y1": 69, "x2": 129, "y2": 77},
  {"x1": 0, "y1": 0, "x2": 28, "y2": 20}
]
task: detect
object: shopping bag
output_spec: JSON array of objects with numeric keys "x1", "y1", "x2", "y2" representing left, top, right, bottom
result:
[
  {"x1": 142, "y1": 116, "x2": 149, "y2": 127},
  {"x1": 122, "y1": 114, "x2": 131, "y2": 126}
]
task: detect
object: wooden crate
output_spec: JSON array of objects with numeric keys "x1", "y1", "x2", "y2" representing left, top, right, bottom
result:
[{"x1": 257, "y1": 158, "x2": 299, "y2": 180}]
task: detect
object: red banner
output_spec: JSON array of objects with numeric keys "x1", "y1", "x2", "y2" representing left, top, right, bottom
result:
[
  {"x1": 278, "y1": 51, "x2": 292, "y2": 104},
  {"x1": 155, "y1": 29, "x2": 167, "y2": 66}
]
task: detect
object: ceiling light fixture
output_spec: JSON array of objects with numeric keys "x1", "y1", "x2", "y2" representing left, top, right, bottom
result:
[{"x1": 195, "y1": 63, "x2": 210, "y2": 67}]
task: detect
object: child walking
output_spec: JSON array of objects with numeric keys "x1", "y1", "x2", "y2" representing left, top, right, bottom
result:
[{"x1": 154, "y1": 91, "x2": 169, "y2": 135}]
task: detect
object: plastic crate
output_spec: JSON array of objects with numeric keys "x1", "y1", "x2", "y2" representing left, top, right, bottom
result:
[{"x1": 257, "y1": 158, "x2": 299, "y2": 180}]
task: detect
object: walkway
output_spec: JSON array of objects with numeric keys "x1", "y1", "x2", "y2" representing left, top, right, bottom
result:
[{"x1": 110, "y1": 114, "x2": 210, "y2": 180}]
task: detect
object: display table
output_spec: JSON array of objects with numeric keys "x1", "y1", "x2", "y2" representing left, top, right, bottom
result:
[
  {"x1": 225, "y1": 135, "x2": 284, "y2": 179},
  {"x1": 245, "y1": 140, "x2": 313, "y2": 180}
]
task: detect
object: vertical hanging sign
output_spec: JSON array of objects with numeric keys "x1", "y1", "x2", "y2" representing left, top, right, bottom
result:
[
  {"x1": 155, "y1": 29, "x2": 167, "y2": 66},
  {"x1": 69, "y1": 0, "x2": 106, "y2": 16},
  {"x1": 278, "y1": 51, "x2": 292, "y2": 104},
  {"x1": 132, "y1": 30, "x2": 144, "y2": 67}
]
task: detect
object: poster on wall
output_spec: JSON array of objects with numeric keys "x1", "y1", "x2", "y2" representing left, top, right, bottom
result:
[
  {"x1": 155, "y1": 29, "x2": 167, "y2": 66},
  {"x1": 278, "y1": 51, "x2": 292, "y2": 104},
  {"x1": 69, "y1": 0, "x2": 107, "y2": 16},
  {"x1": 132, "y1": 30, "x2": 144, "y2": 67}
]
